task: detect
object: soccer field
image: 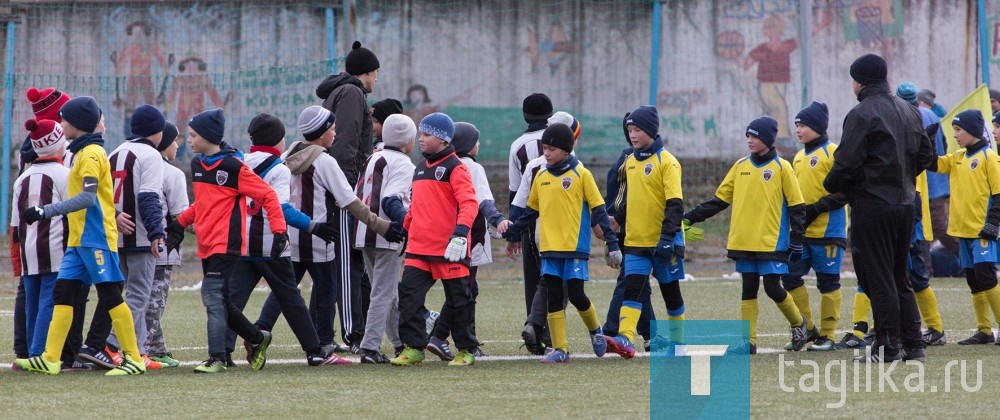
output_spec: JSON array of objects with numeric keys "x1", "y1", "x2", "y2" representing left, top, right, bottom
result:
[{"x1": 1, "y1": 272, "x2": 998, "y2": 418}]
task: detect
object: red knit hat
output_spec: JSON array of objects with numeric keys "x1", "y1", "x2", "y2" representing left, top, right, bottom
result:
[
  {"x1": 26, "y1": 87, "x2": 71, "y2": 122},
  {"x1": 25, "y1": 118, "x2": 66, "y2": 157}
]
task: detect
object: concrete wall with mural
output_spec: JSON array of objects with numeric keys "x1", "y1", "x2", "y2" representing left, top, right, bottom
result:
[{"x1": 0, "y1": 0, "x2": 990, "y2": 162}]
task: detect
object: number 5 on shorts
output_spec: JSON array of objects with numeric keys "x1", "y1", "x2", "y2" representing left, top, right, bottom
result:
[{"x1": 94, "y1": 250, "x2": 104, "y2": 265}]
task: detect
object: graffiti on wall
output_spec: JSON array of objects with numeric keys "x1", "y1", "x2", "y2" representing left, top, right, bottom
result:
[
  {"x1": 525, "y1": 24, "x2": 581, "y2": 75},
  {"x1": 741, "y1": 14, "x2": 798, "y2": 156},
  {"x1": 842, "y1": 0, "x2": 902, "y2": 47}
]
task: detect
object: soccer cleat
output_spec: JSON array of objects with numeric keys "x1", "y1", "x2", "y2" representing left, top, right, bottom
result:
[
  {"x1": 521, "y1": 323, "x2": 544, "y2": 356},
  {"x1": 65, "y1": 358, "x2": 95, "y2": 372},
  {"x1": 194, "y1": 357, "x2": 228, "y2": 373},
  {"x1": 787, "y1": 317, "x2": 809, "y2": 351},
  {"x1": 604, "y1": 335, "x2": 636, "y2": 359},
  {"x1": 106, "y1": 354, "x2": 146, "y2": 376},
  {"x1": 726, "y1": 341, "x2": 757, "y2": 355},
  {"x1": 448, "y1": 350, "x2": 475, "y2": 366},
  {"x1": 807, "y1": 336, "x2": 836, "y2": 351},
  {"x1": 15, "y1": 356, "x2": 61, "y2": 375},
  {"x1": 902, "y1": 347, "x2": 926, "y2": 362},
  {"x1": 472, "y1": 347, "x2": 488, "y2": 358},
  {"x1": 426, "y1": 336, "x2": 455, "y2": 361},
  {"x1": 922, "y1": 328, "x2": 947, "y2": 346},
  {"x1": 359, "y1": 350, "x2": 390, "y2": 364},
  {"x1": 143, "y1": 355, "x2": 163, "y2": 369},
  {"x1": 249, "y1": 330, "x2": 273, "y2": 370},
  {"x1": 645, "y1": 335, "x2": 670, "y2": 353},
  {"x1": 308, "y1": 351, "x2": 353, "y2": 366},
  {"x1": 541, "y1": 349, "x2": 570, "y2": 364},
  {"x1": 105, "y1": 345, "x2": 124, "y2": 365},
  {"x1": 77, "y1": 345, "x2": 118, "y2": 370},
  {"x1": 225, "y1": 354, "x2": 237, "y2": 368},
  {"x1": 424, "y1": 310, "x2": 440, "y2": 336},
  {"x1": 391, "y1": 346, "x2": 426, "y2": 366},
  {"x1": 835, "y1": 332, "x2": 867, "y2": 349},
  {"x1": 322, "y1": 342, "x2": 350, "y2": 354},
  {"x1": 150, "y1": 353, "x2": 181, "y2": 368},
  {"x1": 394, "y1": 346, "x2": 405, "y2": 357},
  {"x1": 854, "y1": 347, "x2": 901, "y2": 363},
  {"x1": 957, "y1": 331, "x2": 995, "y2": 345},
  {"x1": 785, "y1": 327, "x2": 819, "y2": 350},
  {"x1": 591, "y1": 328, "x2": 608, "y2": 357},
  {"x1": 349, "y1": 342, "x2": 363, "y2": 355},
  {"x1": 862, "y1": 330, "x2": 876, "y2": 347}
]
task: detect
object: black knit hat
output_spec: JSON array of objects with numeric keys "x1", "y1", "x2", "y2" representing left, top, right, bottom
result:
[
  {"x1": 522, "y1": 93, "x2": 554, "y2": 122},
  {"x1": 849, "y1": 53, "x2": 887, "y2": 86},
  {"x1": 157, "y1": 121, "x2": 178, "y2": 152},
  {"x1": 248, "y1": 113, "x2": 286, "y2": 146},
  {"x1": 746, "y1": 115, "x2": 778, "y2": 149},
  {"x1": 345, "y1": 41, "x2": 380, "y2": 76},
  {"x1": 953, "y1": 109, "x2": 986, "y2": 141},
  {"x1": 451, "y1": 122, "x2": 480, "y2": 156},
  {"x1": 794, "y1": 101, "x2": 828, "y2": 136},
  {"x1": 541, "y1": 123, "x2": 574, "y2": 153},
  {"x1": 371, "y1": 98, "x2": 403, "y2": 124}
]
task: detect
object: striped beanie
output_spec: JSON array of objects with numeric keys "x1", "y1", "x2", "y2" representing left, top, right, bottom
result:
[{"x1": 298, "y1": 105, "x2": 336, "y2": 141}]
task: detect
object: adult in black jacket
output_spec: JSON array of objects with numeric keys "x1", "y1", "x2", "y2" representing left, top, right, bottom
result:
[
  {"x1": 314, "y1": 41, "x2": 380, "y2": 351},
  {"x1": 824, "y1": 54, "x2": 936, "y2": 362}
]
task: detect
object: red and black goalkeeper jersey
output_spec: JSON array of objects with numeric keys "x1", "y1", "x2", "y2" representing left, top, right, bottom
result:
[{"x1": 403, "y1": 146, "x2": 478, "y2": 263}]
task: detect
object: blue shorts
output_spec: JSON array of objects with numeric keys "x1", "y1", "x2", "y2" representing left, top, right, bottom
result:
[
  {"x1": 540, "y1": 258, "x2": 589, "y2": 281},
  {"x1": 58, "y1": 247, "x2": 124, "y2": 285},
  {"x1": 958, "y1": 238, "x2": 999, "y2": 268},
  {"x1": 801, "y1": 244, "x2": 843, "y2": 275},
  {"x1": 623, "y1": 253, "x2": 685, "y2": 283},
  {"x1": 735, "y1": 258, "x2": 788, "y2": 276}
]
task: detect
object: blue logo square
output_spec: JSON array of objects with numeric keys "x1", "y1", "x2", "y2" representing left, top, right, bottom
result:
[{"x1": 649, "y1": 320, "x2": 750, "y2": 419}]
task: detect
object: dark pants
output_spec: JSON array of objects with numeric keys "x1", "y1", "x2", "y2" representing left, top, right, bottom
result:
[
  {"x1": 397, "y1": 265, "x2": 477, "y2": 351},
  {"x1": 201, "y1": 255, "x2": 263, "y2": 358},
  {"x1": 13, "y1": 279, "x2": 27, "y2": 358},
  {"x1": 602, "y1": 268, "x2": 654, "y2": 339},
  {"x1": 258, "y1": 260, "x2": 339, "y2": 346},
  {"x1": 433, "y1": 266, "x2": 480, "y2": 340},
  {"x1": 332, "y1": 208, "x2": 366, "y2": 344},
  {"x1": 851, "y1": 204, "x2": 924, "y2": 355},
  {"x1": 226, "y1": 257, "x2": 321, "y2": 354},
  {"x1": 522, "y1": 235, "x2": 550, "y2": 344}
]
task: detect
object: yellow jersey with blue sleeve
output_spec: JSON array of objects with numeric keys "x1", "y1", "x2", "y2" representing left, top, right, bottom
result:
[
  {"x1": 528, "y1": 163, "x2": 605, "y2": 258},
  {"x1": 716, "y1": 154, "x2": 804, "y2": 254},
  {"x1": 67, "y1": 143, "x2": 118, "y2": 250},
  {"x1": 623, "y1": 148, "x2": 683, "y2": 248},
  {"x1": 934, "y1": 144, "x2": 1000, "y2": 238},
  {"x1": 792, "y1": 140, "x2": 846, "y2": 241}
]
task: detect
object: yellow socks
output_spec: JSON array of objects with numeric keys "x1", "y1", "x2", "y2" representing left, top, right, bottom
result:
[
  {"x1": 577, "y1": 301, "x2": 601, "y2": 333},
  {"x1": 972, "y1": 292, "x2": 991, "y2": 334},
  {"x1": 775, "y1": 295, "x2": 804, "y2": 326},
  {"x1": 618, "y1": 301, "x2": 642, "y2": 342},
  {"x1": 984, "y1": 286, "x2": 1000, "y2": 326},
  {"x1": 851, "y1": 291, "x2": 872, "y2": 338},
  {"x1": 914, "y1": 287, "x2": 943, "y2": 332},
  {"x1": 547, "y1": 310, "x2": 568, "y2": 352},
  {"x1": 819, "y1": 290, "x2": 842, "y2": 340},
  {"x1": 787, "y1": 286, "x2": 814, "y2": 330},
  {"x1": 740, "y1": 299, "x2": 759, "y2": 345},
  {"x1": 42, "y1": 304, "x2": 73, "y2": 364},
  {"x1": 109, "y1": 302, "x2": 141, "y2": 361},
  {"x1": 667, "y1": 313, "x2": 685, "y2": 343}
]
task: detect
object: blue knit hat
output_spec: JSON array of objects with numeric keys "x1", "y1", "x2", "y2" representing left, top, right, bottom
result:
[
  {"x1": 130, "y1": 104, "x2": 166, "y2": 138},
  {"x1": 419, "y1": 112, "x2": 454, "y2": 143},
  {"x1": 953, "y1": 109, "x2": 986, "y2": 141},
  {"x1": 188, "y1": 108, "x2": 225, "y2": 144},
  {"x1": 794, "y1": 101, "x2": 828, "y2": 136},
  {"x1": 896, "y1": 82, "x2": 918, "y2": 105},
  {"x1": 746, "y1": 115, "x2": 779, "y2": 148},
  {"x1": 625, "y1": 105, "x2": 659, "y2": 139},
  {"x1": 59, "y1": 96, "x2": 102, "y2": 133}
]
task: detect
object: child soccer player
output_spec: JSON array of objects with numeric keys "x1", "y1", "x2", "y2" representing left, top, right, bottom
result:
[
  {"x1": 391, "y1": 112, "x2": 480, "y2": 367},
  {"x1": 370, "y1": 98, "x2": 403, "y2": 151},
  {"x1": 225, "y1": 113, "x2": 351, "y2": 367},
  {"x1": 927, "y1": 109, "x2": 1000, "y2": 346},
  {"x1": 16, "y1": 96, "x2": 146, "y2": 376},
  {"x1": 505, "y1": 123, "x2": 622, "y2": 363},
  {"x1": 355, "y1": 113, "x2": 416, "y2": 363},
  {"x1": 146, "y1": 122, "x2": 186, "y2": 367},
  {"x1": 780, "y1": 102, "x2": 847, "y2": 352},
  {"x1": 604, "y1": 105, "x2": 685, "y2": 359},
  {"x1": 175, "y1": 108, "x2": 283, "y2": 373},
  {"x1": 11, "y1": 119, "x2": 70, "y2": 363},
  {"x1": 685, "y1": 115, "x2": 808, "y2": 355}
]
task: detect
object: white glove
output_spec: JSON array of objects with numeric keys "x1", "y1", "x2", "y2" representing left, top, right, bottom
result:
[
  {"x1": 606, "y1": 250, "x2": 623, "y2": 269},
  {"x1": 444, "y1": 236, "x2": 468, "y2": 262}
]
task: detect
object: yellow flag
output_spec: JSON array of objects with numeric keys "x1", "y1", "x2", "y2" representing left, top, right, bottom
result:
[{"x1": 942, "y1": 84, "x2": 994, "y2": 153}]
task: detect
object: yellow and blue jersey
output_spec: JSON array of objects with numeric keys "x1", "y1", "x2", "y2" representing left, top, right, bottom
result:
[
  {"x1": 67, "y1": 143, "x2": 118, "y2": 250},
  {"x1": 935, "y1": 146, "x2": 1000, "y2": 238},
  {"x1": 792, "y1": 140, "x2": 845, "y2": 240},
  {"x1": 716, "y1": 154, "x2": 804, "y2": 253},
  {"x1": 914, "y1": 171, "x2": 933, "y2": 242},
  {"x1": 623, "y1": 148, "x2": 683, "y2": 248},
  {"x1": 528, "y1": 164, "x2": 605, "y2": 258}
]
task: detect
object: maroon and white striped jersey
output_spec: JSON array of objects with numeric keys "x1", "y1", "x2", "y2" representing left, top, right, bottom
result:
[
  {"x1": 157, "y1": 160, "x2": 188, "y2": 266},
  {"x1": 244, "y1": 151, "x2": 291, "y2": 258},
  {"x1": 354, "y1": 148, "x2": 414, "y2": 251},
  {"x1": 109, "y1": 139, "x2": 164, "y2": 250},
  {"x1": 10, "y1": 160, "x2": 69, "y2": 275},
  {"x1": 284, "y1": 142, "x2": 358, "y2": 263},
  {"x1": 507, "y1": 130, "x2": 544, "y2": 193}
]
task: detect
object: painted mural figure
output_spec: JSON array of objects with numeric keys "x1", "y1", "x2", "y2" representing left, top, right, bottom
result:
[
  {"x1": 111, "y1": 21, "x2": 168, "y2": 135},
  {"x1": 742, "y1": 14, "x2": 798, "y2": 155},
  {"x1": 167, "y1": 57, "x2": 230, "y2": 158}
]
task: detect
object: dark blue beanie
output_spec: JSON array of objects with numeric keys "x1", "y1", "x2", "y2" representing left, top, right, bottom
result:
[
  {"x1": 625, "y1": 105, "x2": 659, "y2": 139},
  {"x1": 157, "y1": 121, "x2": 178, "y2": 152},
  {"x1": 451, "y1": 122, "x2": 480, "y2": 156},
  {"x1": 794, "y1": 101, "x2": 828, "y2": 136},
  {"x1": 952, "y1": 109, "x2": 986, "y2": 141},
  {"x1": 419, "y1": 112, "x2": 455, "y2": 143},
  {"x1": 189, "y1": 108, "x2": 226, "y2": 144},
  {"x1": 746, "y1": 115, "x2": 779, "y2": 148},
  {"x1": 59, "y1": 96, "x2": 102, "y2": 133},
  {"x1": 849, "y1": 53, "x2": 887, "y2": 86},
  {"x1": 993, "y1": 111, "x2": 1000, "y2": 126},
  {"x1": 130, "y1": 104, "x2": 165, "y2": 138}
]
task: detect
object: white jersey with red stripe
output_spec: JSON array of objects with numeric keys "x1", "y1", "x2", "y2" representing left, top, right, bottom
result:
[
  {"x1": 354, "y1": 147, "x2": 414, "y2": 251},
  {"x1": 108, "y1": 139, "x2": 164, "y2": 249},
  {"x1": 11, "y1": 160, "x2": 70, "y2": 275}
]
